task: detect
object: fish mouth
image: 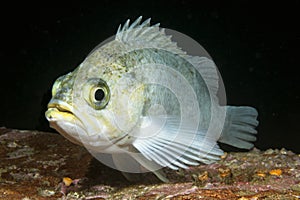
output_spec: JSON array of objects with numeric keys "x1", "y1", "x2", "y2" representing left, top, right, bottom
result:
[
  {"x1": 45, "y1": 100, "x2": 76, "y2": 121},
  {"x1": 45, "y1": 100, "x2": 86, "y2": 146}
]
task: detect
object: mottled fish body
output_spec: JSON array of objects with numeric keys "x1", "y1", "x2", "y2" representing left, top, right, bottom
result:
[{"x1": 46, "y1": 17, "x2": 258, "y2": 182}]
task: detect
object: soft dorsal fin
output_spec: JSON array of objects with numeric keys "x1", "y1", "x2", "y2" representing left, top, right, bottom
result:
[
  {"x1": 115, "y1": 16, "x2": 186, "y2": 57},
  {"x1": 187, "y1": 56, "x2": 220, "y2": 101}
]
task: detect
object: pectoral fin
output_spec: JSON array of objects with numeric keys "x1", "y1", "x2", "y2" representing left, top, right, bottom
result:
[{"x1": 133, "y1": 116, "x2": 223, "y2": 170}]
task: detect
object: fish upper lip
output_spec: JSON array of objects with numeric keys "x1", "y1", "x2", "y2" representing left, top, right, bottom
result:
[{"x1": 47, "y1": 100, "x2": 73, "y2": 114}]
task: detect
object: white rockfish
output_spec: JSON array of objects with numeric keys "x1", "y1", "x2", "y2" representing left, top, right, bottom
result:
[{"x1": 45, "y1": 17, "x2": 258, "y2": 182}]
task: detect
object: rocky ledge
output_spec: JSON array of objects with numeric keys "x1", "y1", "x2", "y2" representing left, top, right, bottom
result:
[{"x1": 0, "y1": 127, "x2": 299, "y2": 200}]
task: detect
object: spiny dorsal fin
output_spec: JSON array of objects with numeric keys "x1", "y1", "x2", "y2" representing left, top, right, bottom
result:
[
  {"x1": 116, "y1": 17, "x2": 220, "y2": 101},
  {"x1": 116, "y1": 16, "x2": 186, "y2": 56}
]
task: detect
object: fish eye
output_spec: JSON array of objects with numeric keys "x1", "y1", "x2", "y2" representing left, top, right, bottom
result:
[
  {"x1": 85, "y1": 78, "x2": 110, "y2": 110},
  {"x1": 94, "y1": 88, "x2": 105, "y2": 101}
]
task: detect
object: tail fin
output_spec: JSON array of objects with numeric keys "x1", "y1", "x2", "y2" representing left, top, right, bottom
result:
[{"x1": 218, "y1": 106, "x2": 259, "y2": 149}]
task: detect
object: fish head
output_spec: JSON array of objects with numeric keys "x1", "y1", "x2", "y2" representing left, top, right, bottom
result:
[{"x1": 45, "y1": 52, "x2": 146, "y2": 151}]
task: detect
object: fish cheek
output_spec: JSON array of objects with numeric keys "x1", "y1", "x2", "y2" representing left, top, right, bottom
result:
[
  {"x1": 108, "y1": 84, "x2": 145, "y2": 132},
  {"x1": 128, "y1": 84, "x2": 145, "y2": 121}
]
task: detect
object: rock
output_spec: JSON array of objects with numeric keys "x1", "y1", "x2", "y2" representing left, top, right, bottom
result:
[{"x1": 1, "y1": 127, "x2": 299, "y2": 199}]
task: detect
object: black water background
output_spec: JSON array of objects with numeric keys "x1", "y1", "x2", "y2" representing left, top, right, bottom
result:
[{"x1": 0, "y1": 1, "x2": 299, "y2": 152}]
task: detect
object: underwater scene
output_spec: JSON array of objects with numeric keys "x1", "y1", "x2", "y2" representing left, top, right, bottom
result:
[{"x1": 0, "y1": 1, "x2": 299, "y2": 199}]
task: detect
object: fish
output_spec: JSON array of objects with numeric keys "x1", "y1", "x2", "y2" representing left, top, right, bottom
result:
[{"x1": 45, "y1": 16, "x2": 259, "y2": 182}]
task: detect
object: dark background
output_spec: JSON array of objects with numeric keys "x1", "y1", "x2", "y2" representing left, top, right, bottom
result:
[{"x1": 1, "y1": 1, "x2": 299, "y2": 152}]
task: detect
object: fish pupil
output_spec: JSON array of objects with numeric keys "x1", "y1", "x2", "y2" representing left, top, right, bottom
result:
[{"x1": 94, "y1": 89, "x2": 105, "y2": 101}]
